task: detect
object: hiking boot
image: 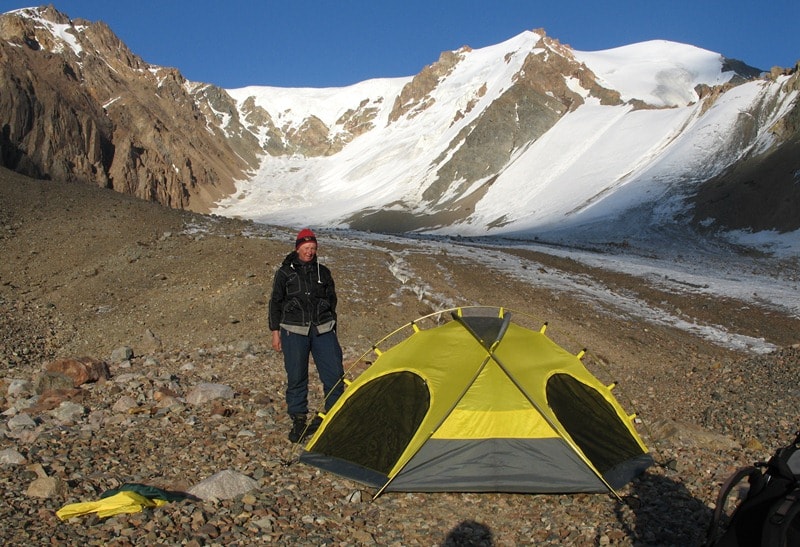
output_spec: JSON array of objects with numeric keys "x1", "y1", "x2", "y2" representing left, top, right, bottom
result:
[
  {"x1": 306, "y1": 415, "x2": 323, "y2": 436},
  {"x1": 288, "y1": 414, "x2": 307, "y2": 443}
]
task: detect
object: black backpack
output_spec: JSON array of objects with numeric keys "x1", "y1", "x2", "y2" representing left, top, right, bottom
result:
[{"x1": 706, "y1": 431, "x2": 800, "y2": 546}]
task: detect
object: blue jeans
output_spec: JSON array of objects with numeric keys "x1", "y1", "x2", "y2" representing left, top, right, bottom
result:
[{"x1": 281, "y1": 327, "x2": 344, "y2": 416}]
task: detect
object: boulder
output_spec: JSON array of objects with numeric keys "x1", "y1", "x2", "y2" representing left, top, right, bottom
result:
[
  {"x1": 44, "y1": 357, "x2": 110, "y2": 387},
  {"x1": 188, "y1": 469, "x2": 258, "y2": 501}
]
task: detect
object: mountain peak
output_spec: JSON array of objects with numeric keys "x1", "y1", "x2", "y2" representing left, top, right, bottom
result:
[
  {"x1": 3, "y1": 5, "x2": 81, "y2": 54},
  {"x1": 1, "y1": 6, "x2": 797, "y2": 254}
]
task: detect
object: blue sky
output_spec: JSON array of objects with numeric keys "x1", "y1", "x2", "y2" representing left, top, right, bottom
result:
[{"x1": 6, "y1": 1, "x2": 798, "y2": 89}]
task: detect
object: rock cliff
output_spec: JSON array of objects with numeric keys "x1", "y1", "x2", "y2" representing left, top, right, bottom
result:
[{"x1": 0, "y1": 6, "x2": 258, "y2": 212}]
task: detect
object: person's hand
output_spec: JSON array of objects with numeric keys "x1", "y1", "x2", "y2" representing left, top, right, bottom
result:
[{"x1": 271, "y1": 330, "x2": 282, "y2": 352}]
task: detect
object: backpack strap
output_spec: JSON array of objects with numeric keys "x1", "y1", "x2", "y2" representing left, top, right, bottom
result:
[
  {"x1": 706, "y1": 465, "x2": 759, "y2": 546},
  {"x1": 761, "y1": 488, "x2": 800, "y2": 547}
]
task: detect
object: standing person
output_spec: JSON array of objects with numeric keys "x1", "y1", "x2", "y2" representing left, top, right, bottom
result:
[{"x1": 269, "y1": 228, "x2": 345, "y2": 443}]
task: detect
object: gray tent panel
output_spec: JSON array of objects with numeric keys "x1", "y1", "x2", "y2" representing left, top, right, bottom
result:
[
  {"x1": 299, "y1": 452, "x2": 388, "y2": 489},
  {"x1": 385, "y1": 438, "x2": 607, "y2": 493}
]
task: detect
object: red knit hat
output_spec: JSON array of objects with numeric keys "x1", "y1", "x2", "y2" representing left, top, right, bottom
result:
[{"x1": 295, "y1": 228, "x2": 317, "y2": 249}]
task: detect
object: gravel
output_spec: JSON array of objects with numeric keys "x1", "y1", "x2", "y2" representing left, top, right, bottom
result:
[{"x1": 1, "y1": 168, "x2": 799, "y2": 545}]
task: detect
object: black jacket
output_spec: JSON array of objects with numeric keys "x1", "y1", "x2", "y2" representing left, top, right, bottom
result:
[{"x1": 268, "y1": 251, "x2": 337, "y2": 332}]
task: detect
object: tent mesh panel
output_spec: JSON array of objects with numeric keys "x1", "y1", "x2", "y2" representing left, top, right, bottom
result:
[
  {"x1": 457, "y1": 315, "x2": 505, "y2": 348},
  {"x1": 311, "y1": 371, "x2": 430, "y2": 475},
  {"x1": 546, "y1": 373, "x2": 644, "y2": 473}
]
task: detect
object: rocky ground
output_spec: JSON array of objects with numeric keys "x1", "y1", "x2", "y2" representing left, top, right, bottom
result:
[{"x1": 1, "y1": 167, "x2": 799, "y2": 545}]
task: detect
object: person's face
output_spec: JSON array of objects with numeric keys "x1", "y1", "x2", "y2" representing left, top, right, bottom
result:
[{"x1": 296, "y1": 241, "x2": 317, "y2": 262}]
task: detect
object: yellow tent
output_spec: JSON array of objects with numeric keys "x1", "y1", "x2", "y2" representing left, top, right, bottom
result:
[{"x1": 301, "y1": 306, "x2": 652, "y2": 498}]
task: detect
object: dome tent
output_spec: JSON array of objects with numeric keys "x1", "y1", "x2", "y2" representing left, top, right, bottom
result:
[{"x1": 300, "y1": 306, "x2": 653, "y2": 498}]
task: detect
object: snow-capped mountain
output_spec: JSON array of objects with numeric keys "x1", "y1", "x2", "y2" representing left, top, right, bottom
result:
[
  {"x1": 216, "y1": 31, "x2": 798, "y2": 253},
  {"x1": 1, "y1": 6, "x2": 798, "y2": 255}
]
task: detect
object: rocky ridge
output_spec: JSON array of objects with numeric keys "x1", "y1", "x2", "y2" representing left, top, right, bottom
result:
[{"x1": 0, "y1": 6, "x2": 257, "y2": 213}]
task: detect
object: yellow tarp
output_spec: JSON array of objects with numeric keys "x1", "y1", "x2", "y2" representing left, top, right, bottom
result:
[{"x1": 56, "y1": 491, "x2": 168, "y2": 520}]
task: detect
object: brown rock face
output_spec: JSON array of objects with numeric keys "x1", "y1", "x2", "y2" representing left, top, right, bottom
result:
[
  {"x1": 690, "y1": 69, "x2": 800, "y2": 234},
  {"x1": 0, "y1": 6, "x2": 259, "y2": 212},
  {"x1": 388, "y1": 49, "x2": 464, "y2": 123}
]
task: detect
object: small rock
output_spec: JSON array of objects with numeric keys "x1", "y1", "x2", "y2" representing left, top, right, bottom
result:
[
  {"x1": 649, "y1": 419, "x2": 740, "y2": 450},
  {"x1": 110, "y1": 346, "x2": 134, "y2": 363},
  {"x1": 113, "y1": 372, "x2": 144, "y2": 385},
  {"x1": 252, "y1": 517, "x2": 274, "y2": 531},
  {"x1": 7, "y1": 412, "x2": 37, "y2": 430},
  {"x1": 0, "y1": 448, "x2": 27, "y2": 465},
  {"x1": 50, "y1": 400, "x2": 86, "y2": 422},
  {"x1": 7, "y1": 379, "x2": 34, "y2": 398},
  {"x1": 112, "y1": 395, "x2": 139, "y2": 413},
  {"x1": 155, "y1": 395, "x2": 181, "y2": 409},
  {"x1": 30, "y1": 388, "x2": 83, "y2": 412},
  {"x1": 185, "y1": 383, "x2": 235, "y2": 405},
  {"x1": 26, "y1": 475, "x2": 66, "y2": 499},
  {"x1": 745, "y1": 437, "x2": 764, "y2": 450},
  {"x1": 139, "y1": 329, "x2": 162, "y2": 354},
  {"x1": 230, "y1": 340, "x2": 253, "y2": 354},
  {"x1": 35, "y1": 372, "x2": 75, "y2": 393}
]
